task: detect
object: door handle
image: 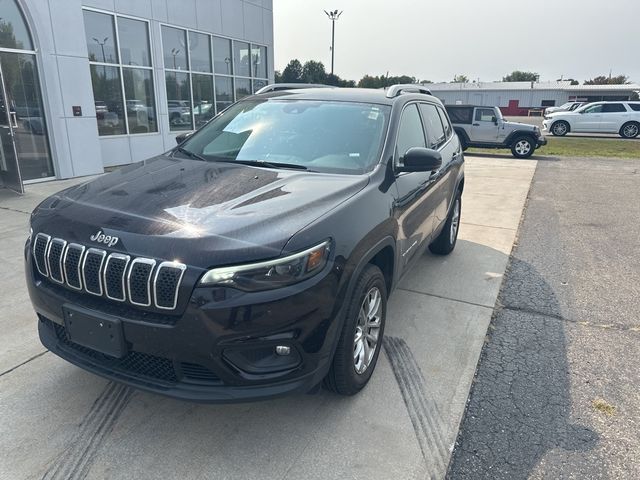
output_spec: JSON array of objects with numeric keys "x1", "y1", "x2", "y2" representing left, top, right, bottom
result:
[
  {"x1": 473, "y1": 123, "x2": 480, "y2": 126},
  {"x1": 9, "y1": 112, "x2": 18, "y2": 129}
]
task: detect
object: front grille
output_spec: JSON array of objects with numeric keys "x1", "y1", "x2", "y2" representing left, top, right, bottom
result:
[
  {"x1": 49, "y1": 320, "x2": 221, "y2": 386},
  {"x1": 154, "y1": 262, "x2": 187, "y2": 310},
  {"x1": 33, "y1": 233, "x2": 186, "y2": 311},
  {"x1": 47, "y1": 238, "x2": 66, "y2": 283},
  {"x1": 53, "y1": 322, "x2": 177, "y2": 383}
]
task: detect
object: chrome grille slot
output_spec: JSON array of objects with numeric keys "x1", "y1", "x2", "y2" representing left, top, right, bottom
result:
[
  {"x1": 33, "y1": 233, "x2": 51, "y2": 277},
  {"x1": 103, "y1": 253, "x2": 130, "y2": 301},
  {"x1": 32, "y1": 233, "x2": 186, "y2": 312},
  {"x1": 128, "y1": 258, "x2": 156, "y2": 306},
  {"x1": 82, "y1": 248, "x2": 106, "y2": 296},
  {"x1": 63, "y1": 243, "x2": 85, "y2": 290},
  {"x1": 154, "y1": 262, "x2": 187, "y2": 310},
  {"x1": 46, "y1": 238, "x2": 67, "y2": 284}
]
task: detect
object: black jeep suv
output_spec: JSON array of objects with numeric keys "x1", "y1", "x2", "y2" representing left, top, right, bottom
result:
[{"x1": 26, "y1": 84, "x2": 464, "y2": 402}]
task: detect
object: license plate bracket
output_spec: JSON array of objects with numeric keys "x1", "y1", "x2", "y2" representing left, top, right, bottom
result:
[{"x1": 62, "y1": 304, "x2": 127, "y2": 358}]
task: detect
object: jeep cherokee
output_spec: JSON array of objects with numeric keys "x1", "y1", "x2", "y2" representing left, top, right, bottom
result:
[{"x1": 26, "y1": 84, "x2": 464, "y2": 402}]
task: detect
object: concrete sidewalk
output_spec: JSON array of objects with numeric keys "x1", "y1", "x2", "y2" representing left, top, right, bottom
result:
[{"x1": 0, "y1": 156, "x2": 536, "y2": 480}]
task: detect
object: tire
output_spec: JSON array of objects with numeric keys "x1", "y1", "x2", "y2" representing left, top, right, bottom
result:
[
  {"x1": 429, "y1": 190, "x2": 461, "y2": 255},
  {"x1": 620, "y1": 122, "x2": 640, "y2": 139},
  {"x1": 551, "y1": 120, "x2": 569, "y2": 136},
  {"x1": 510, "y1": 136, "x2": 535, "y2": 158},
  {"x1": 324, "y1": 264, "x2": 387, "y2": 396}
]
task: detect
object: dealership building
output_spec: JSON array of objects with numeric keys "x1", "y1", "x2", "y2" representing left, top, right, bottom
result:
[
  {"x1": 429, "y1": 81, "x2": 640, "y2": 116},
  {"x1": 0, "y1": 0, "x2": 274, "y2": 193}
]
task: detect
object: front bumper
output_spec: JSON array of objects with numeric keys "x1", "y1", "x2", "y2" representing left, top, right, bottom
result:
[
  {"x1": 26, "y1": 249, "x2": 345, "y2": 403},
  {"x1": 537, "y1": 135, "x2": 548, "y2": 147}
]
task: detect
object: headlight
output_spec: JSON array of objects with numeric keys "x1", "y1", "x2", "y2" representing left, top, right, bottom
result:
[{"x1": 199, "y1": 240, "x2": 331, "y2": 291}]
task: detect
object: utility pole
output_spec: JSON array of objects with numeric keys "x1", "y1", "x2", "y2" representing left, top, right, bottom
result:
[{"x1": 324, "y1": 10, "x2": 343, "y2": 75}]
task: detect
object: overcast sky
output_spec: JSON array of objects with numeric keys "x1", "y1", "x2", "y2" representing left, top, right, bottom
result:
[{"x1": 273, "y1": 0, "x2": 639, "y2": 84}]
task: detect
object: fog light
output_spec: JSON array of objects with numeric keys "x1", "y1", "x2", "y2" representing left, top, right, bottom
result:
[{"x1": 275, "y1": 345, "x2": 291, "y2": 356}]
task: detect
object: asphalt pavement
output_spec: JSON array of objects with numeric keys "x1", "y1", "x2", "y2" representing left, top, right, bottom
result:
[{"x1": 447, "y1": 156, "x2": 640, "y2": 479}]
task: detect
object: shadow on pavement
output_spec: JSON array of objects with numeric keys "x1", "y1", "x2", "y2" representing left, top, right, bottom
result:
[{"x1": 447, "y1": 257, "x2": 599, "y2": 479}]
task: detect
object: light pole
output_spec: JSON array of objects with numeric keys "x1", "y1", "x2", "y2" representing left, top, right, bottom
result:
[
  {"x1": 324, "y1": 10, "x2": 342, "y2": 75},
  {"x1": 92, "y1": 37, "x2": 109, "y2": 63}
]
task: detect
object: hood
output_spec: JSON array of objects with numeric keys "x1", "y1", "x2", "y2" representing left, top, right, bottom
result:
[
  {"x1": 32, "y1": 155, "x2": 368, "y2": 267},
  {"x1": 503, "y1": 119, "x2": 537, "y2": 130}
]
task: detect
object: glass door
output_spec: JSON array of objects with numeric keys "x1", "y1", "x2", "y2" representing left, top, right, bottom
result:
[{"x1": 0, "y1": 62, "x2": 23, "y2": 193}]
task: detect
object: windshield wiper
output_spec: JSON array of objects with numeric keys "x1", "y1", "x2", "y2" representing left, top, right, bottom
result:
[
  {"x1": 174, "y1": 146, "x2": 207, "y2": 162},
  {"x1": 230, "y1": 159, "x2": 311, "y2": 171}
]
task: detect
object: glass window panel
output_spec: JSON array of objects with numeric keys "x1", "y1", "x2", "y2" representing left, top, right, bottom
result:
[
  {"x1": 0, "y1": 0, "x2": 34, "y2": 50},
  {"x1": 90, "y1": 65, "x2": 125, "y2": 135},
  {"x1": 235, "y1": 78, "x2": 251, "y2": 101},
  {"x1": 189, "y1": 32, "x2": 211, "y2": 73},
  {"x1": 118, "y1": 17, "x2": 151, "y2": 67},
  {"x1": 123, "y1": 68, "x2": 157, "y2": 133},
  {"x1": 233, "y1": 40, "x2": 250, "y2": 77},
  {"x1": 162, "y1": 26, "x2": 188, "y2": 70},
  {"x1": 251, "y1": 45, "x2": 267, "y2": 78},
  {"x1": 84, "y1": 10, "x2": 118, "y2": 63},
  {"x1": 252, "y1": 79, "x2": 267, "y2": 93},
  {"x1": 192, "y1": 74, "x2": 215, "y2": 128},
  {"x1": 214, "y1": 75, "x2": 233, "y2": 113},
  {"x1": 0, "y1": 52, "x2": 53, "y2": 179},
  {"x1": 213, "y1": 36, "x2": 232, "y2": 75},
  {"x1": 165, "y1": 71, "x2": 192, "y2": 131}
]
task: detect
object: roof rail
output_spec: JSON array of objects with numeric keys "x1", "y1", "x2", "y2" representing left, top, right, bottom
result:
[
  {"x1": 385, "y1": 84, "x2": 432, "y2": 98},
  {"x1": 255, "y1": 83, "x2": 333, "y2": 94}
]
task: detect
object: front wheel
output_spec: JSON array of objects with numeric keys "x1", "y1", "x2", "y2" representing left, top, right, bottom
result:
[
  {"x1": 324, "y1": 264, "x2": 387, "y2": 396},
  {"x1": 510, "y1": 136, "x2": 535, "y2": 158},
  {"x1": 429, "y1": 191, "x2": 461, "y2": 255},
  {"x1": 620, "y1": 122, "x2": 639, "y2": 139},
  {"x1": 551, "y1": 120, "x2": 569, "y2": 136}
]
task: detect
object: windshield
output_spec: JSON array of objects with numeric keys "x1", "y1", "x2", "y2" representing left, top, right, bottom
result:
[{"x1": 178, "y1": 99, "x2": 391, "y2": 174}]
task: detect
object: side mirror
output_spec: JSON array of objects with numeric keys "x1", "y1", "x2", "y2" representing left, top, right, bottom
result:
[
  {"x1": 398, "y1": 147, "x2": 442, "y2": 173},
  {"x1": 492, "y1": 116, "x2": 498, "y2": 124},
  {"x1": 175, "y1": 131, "x2": 193, "y2": 145}
]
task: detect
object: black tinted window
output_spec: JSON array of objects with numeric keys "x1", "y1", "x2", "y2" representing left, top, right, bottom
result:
[
  {"x1": 437, "y1": 107, "x2": 452, "y2": 138},
  {"x1": 629, "y1": 104, "x2": 640, "y2": 112},
  {"x1": 446, "y1": 107, "x2": 473, "y2": 124},
  {"x1": 602, "y1": 103, "x2": 626, "y2": 113},
  {"x1": 419, "y1": 103, "x2": 446, "y2": 149},
  {"x1": 396, "y1": 105, "x2": 425, "y2": 160}
]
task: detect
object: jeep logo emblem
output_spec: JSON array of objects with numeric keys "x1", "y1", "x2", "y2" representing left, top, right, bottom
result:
[{"x1": 90, "y1": 230, "x2": 119, "y2": 248}]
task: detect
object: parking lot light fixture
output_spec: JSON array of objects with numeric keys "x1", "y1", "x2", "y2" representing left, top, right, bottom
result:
[{"x1": 324, "y1": 9, "x2": 343, "y2": 75}]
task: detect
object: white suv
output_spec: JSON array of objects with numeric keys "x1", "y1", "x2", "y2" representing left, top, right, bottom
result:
[{"x1": 543, "y1": 101, "x2": 640, "y2": 138}]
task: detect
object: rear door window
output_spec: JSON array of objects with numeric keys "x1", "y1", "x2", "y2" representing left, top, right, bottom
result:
[
  {"x1": 629, "y1": 104, "x2": 640, "y2": 112},
  {"x1": 419, "y1": 103, "x2": 446, "y2": 149},
  {"x1": 601, "y1": 103, "x2": 627, "y2": 113}
]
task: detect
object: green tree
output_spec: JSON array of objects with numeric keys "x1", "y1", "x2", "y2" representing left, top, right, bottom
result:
[
  {"x1": 452, "y1": 74, "x2": 469, "y2": 83},
  {"x1": 302, "y1": 60, "x2": 327, "y2": 83},
  {"x1": 357, "y1": 74, "x2": 417, "y2": 89},
  {"x1": 584, "y1": 75, "x2": 630, "y2": 85},
  {"x1": 280, "y1": 59, "x2": 303, "y2": 83},
  {"x1": 503, "y1": 71, "x2": 539, "y2": 82}
]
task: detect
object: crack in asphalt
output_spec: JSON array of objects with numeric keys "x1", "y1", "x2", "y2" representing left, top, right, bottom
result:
[
  {"x1": 0, "y1": 350, "x2": 48, "y2": 377},
  {"x1": 499, "y1": 304, "x2": 640, "y2": 333}
]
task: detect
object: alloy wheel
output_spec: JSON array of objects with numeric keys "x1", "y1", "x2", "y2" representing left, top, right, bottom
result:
[
  {"x1": 353, "y1": 287, "x2": 382, "y2": 374},
  {"x1": 623, "y1": 124, "x2": 639, "y2": 138},
  {"x1": 514, "y1": 140, "x2": 532, "y2": 156},
  {"x1": 553, "y1": 123, "x2": 567, "y2": 135}
]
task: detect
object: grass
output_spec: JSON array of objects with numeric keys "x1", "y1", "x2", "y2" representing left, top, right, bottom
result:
[
  {"x1": 592, "y1": 398, "x2": 616, "y2": 416},
  {"x1": 469, "y1": 137, "x2": 640, "y2": 159}
]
